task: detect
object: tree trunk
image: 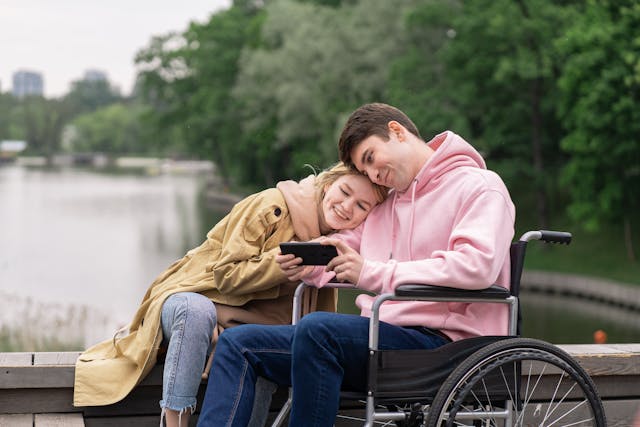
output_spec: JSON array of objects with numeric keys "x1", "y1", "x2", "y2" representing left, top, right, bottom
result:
[
  {"x1": 530, "y1": 77, "x2": 548, "y2": 230},
  {"x1": 624, "y1": 215, "x2": 636, "y2": 262}
]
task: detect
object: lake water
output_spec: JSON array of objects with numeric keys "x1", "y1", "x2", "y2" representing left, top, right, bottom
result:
[
  {"x1": 0, "y1": 162, "x2": 224, "y2": 349},
  {"x1": 1, "y1": 163, "x2": 638, "y2": 351}
]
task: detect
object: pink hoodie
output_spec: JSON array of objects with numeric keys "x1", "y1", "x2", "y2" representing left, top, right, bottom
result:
[{"x1": 307, "y1": 131, "x2": 516, "y2": 341}]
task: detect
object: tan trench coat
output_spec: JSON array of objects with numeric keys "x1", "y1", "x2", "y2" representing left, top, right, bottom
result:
[{"x1": 74, "y1": 186, "x2": 336, "y2": 406}]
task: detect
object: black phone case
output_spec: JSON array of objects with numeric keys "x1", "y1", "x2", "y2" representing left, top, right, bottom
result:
[{"x1": 279, "y1": 242, "x2": 338, "y2": 265}]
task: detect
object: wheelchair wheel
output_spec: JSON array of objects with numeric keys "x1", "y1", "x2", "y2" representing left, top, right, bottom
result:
[{"x1": 426, "y1": 338, "x2": 605, "y2": 427}]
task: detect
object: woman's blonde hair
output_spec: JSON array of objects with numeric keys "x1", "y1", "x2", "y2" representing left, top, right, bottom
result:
[{"x1": 313, "y1": 162, "x2": 388, "y2": 203}]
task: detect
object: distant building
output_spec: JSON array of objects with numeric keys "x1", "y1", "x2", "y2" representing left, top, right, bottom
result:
[
  {"x1": 83, "y1": 69, "x2": 108, "y2": 82},
  {"x1": 12, "y1": 70, "x2": 44, "y2": 98}
]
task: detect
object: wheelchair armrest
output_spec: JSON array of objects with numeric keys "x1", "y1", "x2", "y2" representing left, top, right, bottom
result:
[
  {"x1": 394, "y1": 284, "x2": 511, "y2": 300},
  {"x1": 292, "y1": 281, "x2": 357, "y2": 324}
]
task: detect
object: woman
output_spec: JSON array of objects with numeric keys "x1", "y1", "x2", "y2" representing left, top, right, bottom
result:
[{"x1": 73, "y1": 162, "x2": 387, "y2": 427}]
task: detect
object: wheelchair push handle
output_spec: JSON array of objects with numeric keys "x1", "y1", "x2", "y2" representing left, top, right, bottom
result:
[{"x1": 520, "y1": 230, "x2": 572, "y2": 245}]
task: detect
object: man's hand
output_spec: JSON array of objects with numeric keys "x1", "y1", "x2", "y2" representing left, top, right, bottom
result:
[
  {"x1": 276, "y1": 252, "x2": 313, "y2": 282},
  {"x1": 323, "y1": 238, "x2": 364, "y2": 284}
]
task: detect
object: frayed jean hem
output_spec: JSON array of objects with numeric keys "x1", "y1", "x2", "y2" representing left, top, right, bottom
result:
[{"x1": 160, "y1": 403, "x2": 196, "y2": 427}]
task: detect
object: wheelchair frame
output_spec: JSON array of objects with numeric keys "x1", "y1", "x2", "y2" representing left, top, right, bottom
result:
[{"x1": 272, "y1": 230, "x2": 605, "y2": 427}]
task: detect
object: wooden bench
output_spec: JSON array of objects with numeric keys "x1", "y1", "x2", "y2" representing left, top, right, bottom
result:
[{"x1": 1, "y1": 344, "x2": 640, "y2": 426}]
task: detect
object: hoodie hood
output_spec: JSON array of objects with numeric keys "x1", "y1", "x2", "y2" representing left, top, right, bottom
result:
[
  {"x1": 400, "y1": 130, "x2": 487, "y2": 201},
  {"x1": 276, "y1": 175, "x2": 321, "y2": 241}
]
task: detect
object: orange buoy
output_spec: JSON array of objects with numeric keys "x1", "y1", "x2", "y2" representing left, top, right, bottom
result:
[{"x1": 593, "y1": 329, "x2": 607, "y2": 344}]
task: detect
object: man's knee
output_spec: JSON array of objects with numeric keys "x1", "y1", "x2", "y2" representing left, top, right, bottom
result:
[
  {"x1": 295, "y1": 311, "x2": 337, "y2": 344},
  {"x1": 218, "y1": 323, "x2": 261, "y2": 349}
]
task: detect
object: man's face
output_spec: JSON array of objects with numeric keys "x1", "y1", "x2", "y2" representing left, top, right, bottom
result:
[{"x1": 350, "y1": 132, "x2": 415, "y2": 192}]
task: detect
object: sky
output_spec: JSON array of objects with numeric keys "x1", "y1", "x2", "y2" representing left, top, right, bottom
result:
[{"x1": 1, "y1": 0, "x2": 231, "y2": 98}]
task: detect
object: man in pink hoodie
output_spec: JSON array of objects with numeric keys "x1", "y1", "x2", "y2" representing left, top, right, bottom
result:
[{"x1": 197, "y1": 103, "x2": 515, "y2": 427}]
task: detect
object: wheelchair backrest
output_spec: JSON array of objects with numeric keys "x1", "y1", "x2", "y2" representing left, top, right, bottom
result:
[{"x1": 509, "y1": 240, "x2": 528, "y2": 298}]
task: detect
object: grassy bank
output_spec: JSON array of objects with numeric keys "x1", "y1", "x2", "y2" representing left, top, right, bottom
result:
[
  {"x1": 0, "y1": 326, "x2": 83, "y2": 352},
  {"x1": 517, "y1": 222, "x2": 640, "y2": 286}
]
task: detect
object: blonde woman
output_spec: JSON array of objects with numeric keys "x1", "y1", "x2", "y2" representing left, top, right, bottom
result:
[{"x1": 73, "y1": 162, "x2": 387, "y2": 427}]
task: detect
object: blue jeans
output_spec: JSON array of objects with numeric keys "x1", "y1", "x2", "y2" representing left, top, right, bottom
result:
[
  {"x1": 196, "y1": 311, "x2": 449, "y2": 427},
  {"x1": 160, "y1": 292, "x2": 217, "y2": 413},
  {"x1": 159, "y1": 292, "x2": 277, "y2": 426}
]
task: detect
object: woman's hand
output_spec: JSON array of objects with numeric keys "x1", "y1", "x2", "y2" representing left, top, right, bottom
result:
[
  {"x1": 276, "y1": 252, "x2": 313, "y2": 282},
  {"x1": 323, "y1": 238, "x2": 363, "y2": 284}
]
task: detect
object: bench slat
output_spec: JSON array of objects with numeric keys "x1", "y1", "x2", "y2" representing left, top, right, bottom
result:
[
  {"x1": 35, "y1": 413, "x2": 85, "y2": 427},
  {"x1": 0, "y1": 414, "x2": 32, "y2": 427},
  {"x1": 34, "y1": 352, "x2": 81, "y2": 366}
]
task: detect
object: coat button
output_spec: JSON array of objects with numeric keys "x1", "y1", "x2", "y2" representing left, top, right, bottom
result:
[{"x1": 274, "y1": 208, "x2": 282, "y2": 216}]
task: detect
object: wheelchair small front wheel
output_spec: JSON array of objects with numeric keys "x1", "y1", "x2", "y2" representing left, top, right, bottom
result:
[{"x1": 426, "y1": 338, "x2": 605, "y2": 427}]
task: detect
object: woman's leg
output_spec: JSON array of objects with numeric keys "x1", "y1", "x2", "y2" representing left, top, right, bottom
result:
[
  {"x1": 160, "y1": 292, "x2": 217, "y2": 427},
  {"x1": 197, "y1": 324, "x2": 295, "y2": 427},
  {"x1": 288, "y1": 311, "x2": 449, "y2": 427}
]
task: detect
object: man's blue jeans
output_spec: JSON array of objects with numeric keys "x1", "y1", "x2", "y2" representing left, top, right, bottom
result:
[{"x1": 196, "y1": 311, "x2": 449, "y2": 427}]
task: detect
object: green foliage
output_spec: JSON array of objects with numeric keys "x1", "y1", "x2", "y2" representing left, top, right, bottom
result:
[
  {"x1": 135, "y1": 2, "x2": 265, "y2": 186},
  {"x1": 69, "y1": 103, "x2": 152, "y2": 154},
  {"x1": 2, "y1": 0, "x2": 638, "y2": 268},
  {"x1": 232, "y1": 0, "x2": 418, "y2": 184},
  {"x1": 389, "y1": 0, "x2": 582, "y2": 229},
  {"x1": 63, "y1": 79, "x2": 123, "y2": 117},
  {"x1": 15, "y1": 96, "x2": 68, "y2": 158},
  {"x1": 556, "y1": 0, "x2": 640, "y2": 234}
]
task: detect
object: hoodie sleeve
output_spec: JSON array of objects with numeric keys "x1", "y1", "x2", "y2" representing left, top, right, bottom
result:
[
  {"x1": 357, "y1": 189, "x2": 515, "y2": 294},
  {"x1": 299, "y1": 224, "x2": 365, "y2": 287}
]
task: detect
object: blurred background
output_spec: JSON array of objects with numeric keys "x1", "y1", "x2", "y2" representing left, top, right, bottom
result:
[{"x1": 1, "y1": 0, "x2": 639, "y2": 351}]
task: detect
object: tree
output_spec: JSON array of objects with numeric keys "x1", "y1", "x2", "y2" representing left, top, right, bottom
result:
[
  {"x1": 16, "y1": 97, "x2": 68, "y2": 163},
  {"x1": 390, "y1": 0, "x2": 582, "y2": 230},
  {"x1": 556, "y1": 0, "x2": 640, "y2": 261},
  {"x1": 135, "y1": 0, "x2": 265, "y2": 187},
  {"x1": 68, "y1": 103, "x2": 150, "y2": 155},
  {"x1": 63, "y1": 79, "x2": 122, "y2": 116},
  {"x1": 232, "y1": 0, "x2": 418, "y2": 185},
  {"x1": 0, "y1": 93, "x2": 21, "y2": 140}
]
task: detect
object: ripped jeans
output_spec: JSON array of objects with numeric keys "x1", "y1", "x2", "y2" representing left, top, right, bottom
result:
[{"x1": 159, "y1": 292, "x2": 277, "y2": 426}]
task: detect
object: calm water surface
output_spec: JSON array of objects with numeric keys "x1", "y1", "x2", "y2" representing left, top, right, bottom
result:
[
  {"x1": 1, "y1": 164, "x2": 638, "y2": 350},
  {"x1": 0, "y1": 163, "x2": 223, "y2": 349}
]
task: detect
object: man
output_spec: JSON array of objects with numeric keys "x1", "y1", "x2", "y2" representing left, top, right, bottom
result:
[{"x1": 196, "y1": 103, "x2": 515, "y2": 427}]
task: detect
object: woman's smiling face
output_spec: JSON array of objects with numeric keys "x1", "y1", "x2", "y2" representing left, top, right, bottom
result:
[{"x1": 320, "y1": 174, "x2": 380, "y2": 231}]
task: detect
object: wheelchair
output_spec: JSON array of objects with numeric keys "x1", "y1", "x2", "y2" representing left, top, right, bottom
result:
[{"x1": 272, "y1": 230, "x2": 606, "y2": 427}]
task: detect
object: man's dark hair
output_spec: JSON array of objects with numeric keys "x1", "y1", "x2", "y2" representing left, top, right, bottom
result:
[{"x1": 338, "y1": 103, "x2": 422, "y2": 169}]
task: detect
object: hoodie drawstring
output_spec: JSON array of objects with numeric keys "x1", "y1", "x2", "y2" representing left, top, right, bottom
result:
[
  {"x1": 408, "y1": 179, "x2": 418, "y2": 260},
  {"x1": 389, "y1": 193, "x2": 398, "y2": 259}
]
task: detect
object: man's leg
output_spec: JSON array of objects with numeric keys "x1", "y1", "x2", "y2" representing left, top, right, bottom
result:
[
  {"x1": 288, "y1": 312, "x2": 449, "y2": 427},
  {"x1": 197, "y1": 324, "x2": 295, "y2": 427}
]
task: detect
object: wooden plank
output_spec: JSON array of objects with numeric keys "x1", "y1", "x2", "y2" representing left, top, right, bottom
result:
[
  {"x1": 590, "y1": 375, "x2": 640, "y2": 398},
  {"x1": 0, "y1": 388, "x2": 79, "y2": 414},
  {"x1": 0, "y1": 352, "x2": 32, "y2": 366},
  {"x1": 559, "y1": 344, "x2": 629, "y2": 354},
  {"x1": 602, "y1": 399, "x2": 640, "y2": 427},
  {"x1": 35, "y1": 413, "x2": 85, "y2": 427},
  {"x1": 573, "y1": 353, "x2": 640, "y2": 376},
  {"x1": 34, "y1": 352, "x2": 80, "y2": 366},
  {"x1": 0, "y1": 366, "x2": 76, "y2": 388},
  {"x1": 0, "y1": 414, "x2": 32, "y2": 427},
  {"x1": 83, "y1": 416, "x2": 162, "y2": 427}
]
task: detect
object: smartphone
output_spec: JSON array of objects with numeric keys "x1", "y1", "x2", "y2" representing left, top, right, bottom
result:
[{"x1": 279, "y1": 242, "x2": 338, "y2": 265}]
